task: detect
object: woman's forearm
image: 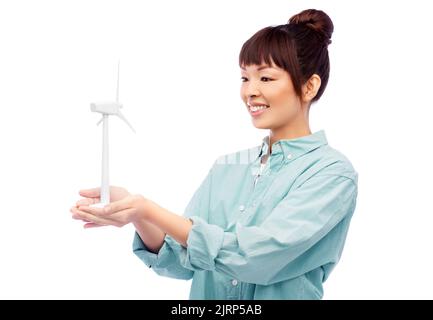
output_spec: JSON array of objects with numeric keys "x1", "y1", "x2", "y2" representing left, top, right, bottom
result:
[
  {"x1": 133, "y1": 218, "x2": 166, "y2": 254},
  {"x1": 133, "y1": 198, "x2": 193, "y2": 253},
  {"x1": 141, "y1": 199, "x2": 193, "y2": 248}
]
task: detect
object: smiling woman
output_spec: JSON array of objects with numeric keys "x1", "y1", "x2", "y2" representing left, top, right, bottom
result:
[
  {"x1": 72, "y1": 8, "x2": 358, "y2": 300},
  {"x1": 239, "y1": 9, "x2": 333, "y2": 147}
]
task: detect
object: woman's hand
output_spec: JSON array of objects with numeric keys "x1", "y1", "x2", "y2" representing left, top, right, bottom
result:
[
  {"x1": 71, "y1": 186, "x2": 193, "y2": 247},
  {"x1": 71, "y1": 186, "x2": 148, "y2": 228}
]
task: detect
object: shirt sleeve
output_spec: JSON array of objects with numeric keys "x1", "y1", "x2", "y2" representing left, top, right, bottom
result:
[
  {"x1": 182, "y1": 172, "x2": 358, "y2": 286},
  {"x1": 132, "y1": 165, "x2": 213, "y2": 280}
]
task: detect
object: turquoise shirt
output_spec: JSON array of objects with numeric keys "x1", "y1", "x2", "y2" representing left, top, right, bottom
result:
[{"x1": 133, "y1": 130, "x2": 358, "y2": 299}]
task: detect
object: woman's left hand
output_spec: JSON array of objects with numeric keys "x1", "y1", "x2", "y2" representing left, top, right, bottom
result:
[{"x1": 72, "y1": 194, "x2": 148, "y2": 228}]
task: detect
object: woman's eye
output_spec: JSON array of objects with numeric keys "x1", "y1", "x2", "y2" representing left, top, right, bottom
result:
[{"x1": 240, "y1": 77, "x2": 272, "y2": 82}]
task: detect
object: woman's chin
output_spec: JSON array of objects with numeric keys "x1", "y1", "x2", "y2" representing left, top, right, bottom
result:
[{"x1": 251, "y1": 120, "x2": 271, "y2": 129}]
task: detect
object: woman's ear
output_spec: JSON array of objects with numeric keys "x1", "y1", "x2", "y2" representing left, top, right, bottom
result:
[{"x1": 302, "y1": 74, "x2": 321, "y2": 102}]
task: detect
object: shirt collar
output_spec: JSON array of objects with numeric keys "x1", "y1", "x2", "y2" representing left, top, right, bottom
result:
[{"x1": 258, "y1": 130, "x2": 328, "y2": 161}]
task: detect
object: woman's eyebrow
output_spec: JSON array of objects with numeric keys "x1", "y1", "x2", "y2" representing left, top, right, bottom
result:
[{"x1": 240, "y1": 65, "x2": 273, "y2": 71}]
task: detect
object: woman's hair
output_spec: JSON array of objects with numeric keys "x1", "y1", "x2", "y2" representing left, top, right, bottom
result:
[{"x1": 239, "y1": 9, "x2": 334, "y2": 103}]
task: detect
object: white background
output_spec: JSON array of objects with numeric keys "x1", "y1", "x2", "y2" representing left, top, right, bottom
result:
[{"x1": 0, "y1": 0, "x2": 432, "y2": 299}]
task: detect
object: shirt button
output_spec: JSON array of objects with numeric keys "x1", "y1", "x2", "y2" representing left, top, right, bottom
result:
[
  {"x1": 287, "y1": 153, "x2": 293, "y2": 159},
  {"x1": 239, "y1": 205, "x2": 245, "y2": 212},
  {"x1": 231, "y1": 279, "x2": 238, "y2": 286}
]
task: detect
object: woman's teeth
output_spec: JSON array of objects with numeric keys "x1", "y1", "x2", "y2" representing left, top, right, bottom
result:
[{"x1": 250, "y1": 105, "x2": 269, "y2": 112}]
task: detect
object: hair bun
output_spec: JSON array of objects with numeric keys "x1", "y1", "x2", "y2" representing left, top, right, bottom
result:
[{"x1": 288, "y1": 9, "x2": 334, "y2": 45}]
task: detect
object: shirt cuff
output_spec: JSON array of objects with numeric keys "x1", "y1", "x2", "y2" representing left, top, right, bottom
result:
[
  {"x1": 184, "y1": 216, "x2": 225, "y2": 271},
  {"x1": 132, "y1": 232, "x2": 159, "y2": 268}
]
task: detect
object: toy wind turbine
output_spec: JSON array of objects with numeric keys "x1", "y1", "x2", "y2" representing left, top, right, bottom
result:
[{"x1": 90, "y1": 62, "x2": 135, "y2": 207}]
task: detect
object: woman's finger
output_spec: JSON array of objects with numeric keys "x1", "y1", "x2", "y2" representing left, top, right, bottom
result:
[
  {"x1": 79, "y1": 188, "x2": 100, "y2": 198},
  {"x1": 72, "y1": 207, "x2": 110, "y2": 226},
  {"x1": 76, "y1": 198, "x2": 99, "y2": 207},
  {"x1": 104, "y1": 196, "x2": 137, "y2": 215},
  {"x1": 71, "y1": 206, "x2": 87, "y2": 221},
  {"x1": 83, "y1": 223, "x2": 105, "y2": 229},
  {"x1": 73, "y1": 206, "x2": 133, "y2": 227},
  {"x1": 77, "y1": 205, "x2": 105, "y2": 215}
]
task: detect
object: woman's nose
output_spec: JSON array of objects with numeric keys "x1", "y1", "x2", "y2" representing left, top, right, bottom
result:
[{"x1": 244, "y1": 82, "x2": 261, "y2": 98}]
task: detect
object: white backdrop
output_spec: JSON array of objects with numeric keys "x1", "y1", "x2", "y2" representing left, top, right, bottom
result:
[{"x1": 0, "y1": 0, "x2": 432, "y2": 299}]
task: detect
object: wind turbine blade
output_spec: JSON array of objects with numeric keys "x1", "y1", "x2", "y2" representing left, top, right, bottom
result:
[
  {"x1": 117, "y1": 110, "x2": 136, "y2": 133},
  {"x1": 96, "y1": 116, "x2": 104, "y2": 126},
  {"x1": 116, "y1": 60, "x2": 120, "y2": 103}
]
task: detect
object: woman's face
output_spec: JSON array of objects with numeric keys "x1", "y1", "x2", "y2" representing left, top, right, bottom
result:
[{"x1": 240, "y1": 61, "x2": 305, "y2": 131}]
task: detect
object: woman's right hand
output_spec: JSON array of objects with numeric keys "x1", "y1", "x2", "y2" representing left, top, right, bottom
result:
[{"x1": 71, "y1": 186, "x2": 131, "y2": 225}]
